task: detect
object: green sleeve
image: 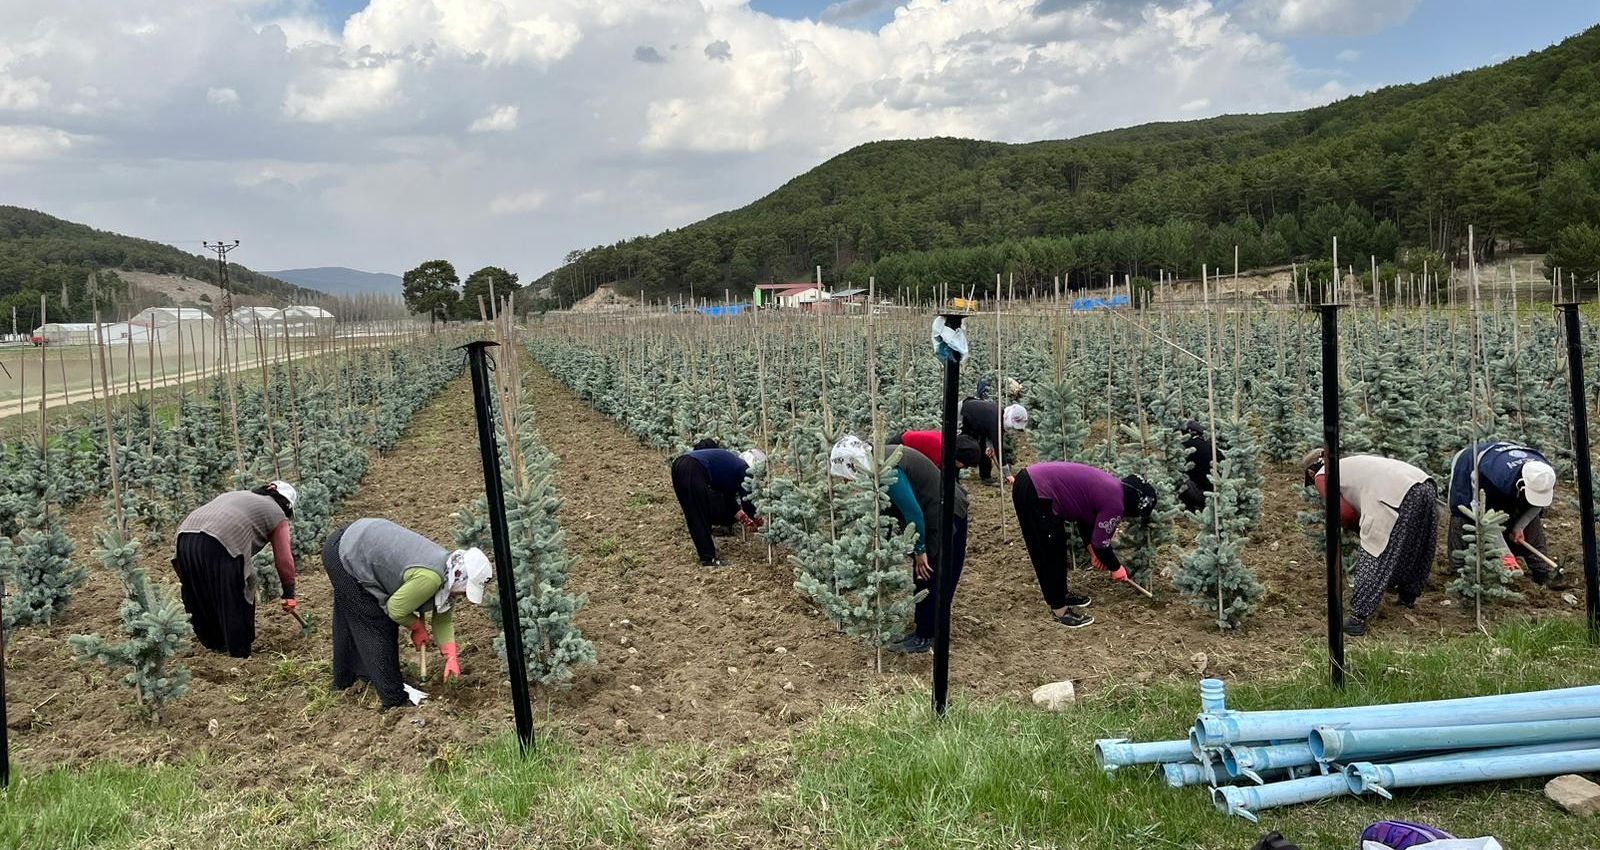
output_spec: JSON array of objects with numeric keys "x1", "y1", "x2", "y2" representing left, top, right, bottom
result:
[
  {"x1": 386, "y1": 568, "x2": 444, "y2": 626},
  {"x1": 430, "y1": 609, "x2": 454, "y2": 646}
]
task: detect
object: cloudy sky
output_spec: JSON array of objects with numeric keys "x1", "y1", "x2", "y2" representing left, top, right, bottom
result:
[{"x1": 1, "y1": 1, "x2": 1595, "y2": 280}]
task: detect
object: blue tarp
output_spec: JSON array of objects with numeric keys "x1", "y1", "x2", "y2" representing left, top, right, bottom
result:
[
  {"x1": 697, "y1": 303, "x2": 752, "y2": 317},
  {"x1": 1069, "y1": 295, "x2": 1130, "y2": 312}
]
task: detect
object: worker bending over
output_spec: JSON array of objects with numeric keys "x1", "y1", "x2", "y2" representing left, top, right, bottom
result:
[
  {"x1": 830, "y1": 436, "x2": 969, "y2": 654},
  {"x1": 886, "y1": 429, "x2": 982, "y2": 471},
  {"x1": 1178, "y1": 420, "x2": 1224, "y2": 512},
  {"x1": 1447, "y1": 440, "x2": 1558, "y2": 584},
  {"x1": 1009, "y1": 462, "x2": 1156, "y2": 629},
  {"x1": 323, "y1": 518, "x2": 491, "y2": 708},
  {"x1": 960, "y1": 397, "x2": 1029, "y2": 484},
  {"x1": 1303, "y1": 450, "x2": 1438, "y2": 636},
  {"x1": 670, "y1": 444, "x2": 764, "y2": 567},
  {"x1": 173, "y1": 481, "x2": 299, "y2": 658}
]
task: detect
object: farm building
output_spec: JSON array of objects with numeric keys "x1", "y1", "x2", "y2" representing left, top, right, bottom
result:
[
  {"x1": 273, "y1": 305, "x2": 336, "y2": 336},
  {"x1": 30, "y1": 322, "x2": 99, "y2": 345},
  {"x1": 129, "y1": 307, "x2": 217, "y2": 342}
]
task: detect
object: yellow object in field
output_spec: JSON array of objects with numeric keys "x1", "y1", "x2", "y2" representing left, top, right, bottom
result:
[{"x1": 947, "y1": 297, "x2": 978, "y2": 313}]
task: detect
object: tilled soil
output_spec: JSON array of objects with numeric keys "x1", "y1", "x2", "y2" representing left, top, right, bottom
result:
[{"x1": 8, "y1": 368, "x2": 1584, "y2": 782}]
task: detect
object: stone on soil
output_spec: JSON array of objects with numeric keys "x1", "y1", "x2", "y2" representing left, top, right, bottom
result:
[
  {"x1": 1546, "y1": 774, "x2": 1600, "y2": 816},
  {"x1": 1031, "y1": 681, "x2": 1076, "y2": 711}
]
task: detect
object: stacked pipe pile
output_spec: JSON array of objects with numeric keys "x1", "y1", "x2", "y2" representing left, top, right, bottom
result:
[{"x1": 1095, "y1": 679, "x2": 1600, "y2": 822}]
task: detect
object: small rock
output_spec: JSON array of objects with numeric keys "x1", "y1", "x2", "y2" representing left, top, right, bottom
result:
[
  {"x1": 619, "y1": 636, "x2": 632, "y2": 647},
  {"x1": 782, "y1": 681, "x2": 795, "y2": 692},
  {"x1": 628, "y1": 684, "x2": 643, "y2": 694},
  {"x1": 613, "y1": 719, "x2": 630, "y2": 732},
  {"x1": 206, "y1": 719, "x2": 219, "y2": 738},
  {"x1": 628, "y1": 647, "x2": 638, "y2": 655},
  {"x1": 727, "y1": 666, "x2": 739, "y2": 674},
  {"x1": 1190, "y1": 651, "x2": 1209, "y2": 674},
  {"x1": 654, "y1": 713, "x2": 666, "y2": 721},
  {"x1": 1132, "y1": 671, "x2": 1154, "y2": 684},
  {"x1": 1268, "y1": 541, "x2": 1281, "y2": 552},
  {"x1": 1546, "y1": 774, "x2": 1600, "y2": 816},
  {"x1": 1031, "y1": 681, "x2": 1076, "y2": 711},
  {"x1": 620, "y1": 618, "x2": 633, "y2": 628},
  {"x1": 410, "y1": 718, "x2": 426, "y2": 728},
  {"x1": 773, "y1": 646, "x2": 788, "y2": 654},
  {"x1": 1564, "y1": 592, "x2": 1580, "y2": 607}
]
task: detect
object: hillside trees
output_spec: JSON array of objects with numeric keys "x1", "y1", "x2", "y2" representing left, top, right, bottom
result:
[{"x1": 402, "y1": 260, "x2": 461, "y2": 325}]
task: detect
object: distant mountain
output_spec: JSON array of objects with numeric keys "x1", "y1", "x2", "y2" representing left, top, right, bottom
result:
[{"x1": 262, "y1": 267, "x2": 403, "y2": 297}]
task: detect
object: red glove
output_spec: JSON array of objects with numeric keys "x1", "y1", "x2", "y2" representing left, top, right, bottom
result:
[
  {"x1": 736, "y1": 510, "x2": 757, "y2": 530},
  {"x1": 1109, "y1": 567, "x2": 1129, "y2": 583},
  {"x1": 1501, "y1": 553, "x2": 1522, "y2": 573},
  {"x1": 441, "y1": 642, "x2": 460, "y2": 681},
  {"x1": 282, "y1": 598, "x2": 298, "y2": 614},
  {"x1": 409, "y1": 618, "x2": 431, "y2": 649}
]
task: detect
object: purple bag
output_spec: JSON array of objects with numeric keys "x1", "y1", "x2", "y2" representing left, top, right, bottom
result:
[{"x1": 1360, "y1": 821, "x2": 1456, "y2": 849}]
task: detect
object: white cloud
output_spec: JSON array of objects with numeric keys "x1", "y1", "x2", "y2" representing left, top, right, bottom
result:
[
  {"x1": 468, "y1": 104, "x2": 518, "y2": 133},
  {"x1": 0, "y1": 0, "x2": 1363, "y2": 276},
  {"x1": 1337, "y1": 48, "x2": 1360, "y2": 63},
  {"x1": 1235, "y1": 0, "x2": 1420, "y2": 37},
  {"x1": 0, "y1": 76, "x2": 49, "y2": 110},
  {"x1": 489, "y1": 190, "x2": 546, "y2": 214},
  {"x1": 0, "y1": 125, "x2": 78, "y2": 161},
  {"x1": 206, "y1": 86, "x2": 240, "y2": 107}
]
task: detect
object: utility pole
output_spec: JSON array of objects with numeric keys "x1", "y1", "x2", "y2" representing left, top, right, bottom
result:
[{"x1": 202, "y1": 240, "x2": 241, "y2": 323}]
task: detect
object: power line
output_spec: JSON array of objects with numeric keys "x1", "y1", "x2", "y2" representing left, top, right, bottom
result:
[{"x1": 202, "y1": 240, "x2": 240, "y2": 320}]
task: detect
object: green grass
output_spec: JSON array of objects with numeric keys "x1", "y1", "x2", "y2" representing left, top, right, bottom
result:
[{"x1": 8, "y1": 619, "x2": 1600, "y2": 849}]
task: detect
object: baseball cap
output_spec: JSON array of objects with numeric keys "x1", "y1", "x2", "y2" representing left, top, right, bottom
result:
[
  {"x1": 829, "y1": 435, "x2": 870, "y2": 480},
  {"x1": 270, "y1": 480, "x2": 298, "y2": 509},
  {"x1": 449, "y1": 547, "x2": 493, "y2": 604},
  {"x1": 1522, "y1": 461, "x2": 1556, "y2": 507},
  {"x1": 1003, "y1": 404, "x2": 1029, "y2": 431}
]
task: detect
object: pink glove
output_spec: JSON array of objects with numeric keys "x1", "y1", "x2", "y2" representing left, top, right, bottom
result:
[
  {"x1": 441, "y1": 642, "x2": 460, "y2": 681},
  {"x1": 1501, "y1": 553, "x2": 1522, "y2": 573},
  {"x1": 409, "y1": 618, "x2": 431, "y2": 649},
  {"x1": 1109, "y1": 566, "x2": 1129, "y2": 583}
]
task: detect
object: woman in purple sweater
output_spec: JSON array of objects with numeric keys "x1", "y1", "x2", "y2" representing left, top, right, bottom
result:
[{"x1": 1009, "y1": 462, "x2": 1156, "y2": 628}]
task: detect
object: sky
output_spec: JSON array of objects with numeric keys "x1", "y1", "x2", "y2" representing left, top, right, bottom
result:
[{"x1": 0, "y1": 1, "x2": 1595, "y2": 280}]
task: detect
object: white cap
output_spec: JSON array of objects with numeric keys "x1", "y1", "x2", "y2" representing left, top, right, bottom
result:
[
  {"x1": 448, "y1": 547, "x2": 493, "y2": 604},
  {"x1": 270, "y1": 480, "x2": 298, "y2": 509},
  {"x1": 829, "y1": 435, "x2": 871, "y2": 480},
  {"x1": 739, "y1": 448, "x2": 768, "y2": 469},
  {"x1": 1003, "y1": 404, "x2": 1029, "y2": 431},
  {"x1": 1522, "y1": 461, "x2": 1556, "y2": 507}
]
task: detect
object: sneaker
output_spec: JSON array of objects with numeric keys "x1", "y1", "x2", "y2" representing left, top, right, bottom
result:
[
  {"x1": 1343, "y1": 615, "x2": 1368, "y2": 637},
  {"x1": 1062, "y1": 593, "x2": 1093, "y2": 609},
  {"x1": 887, "y1": 635, "x2": 932, "y2": 654},
  {"x1": 1052, "y1": 609, "x2": 1095, "y2": 629}
]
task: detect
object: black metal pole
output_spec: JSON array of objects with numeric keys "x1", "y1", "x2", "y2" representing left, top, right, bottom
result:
[
  {"x1": 1, "y1": 579, "x2": 8, "y2": 788},
  {"x1": 1559, "y1": 304, "x2": 1599, "y2": 638},
  {"x1": 462, "y1": 340, "x2": 535, "y2": 752},
  {"x1": 1321, "y1": 302, "x2": 1346, "y2": 688},
  {"x1": 934, "y1": 314, "x2": 963, "y2": 716}
]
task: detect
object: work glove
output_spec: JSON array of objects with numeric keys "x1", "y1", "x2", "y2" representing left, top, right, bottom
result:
[
  {"x1": 736, "y1": 510, "x2": 759, "y2": 530},
  {"x1": 281, "y1": 598, "x2": 298, "y2": 614},
  {"x1": 441, "y1": 642, "x2": 461, "y2": 681},
  {"x1": 410, "y1": 617, "x2": 432, "y2": 649},
  {"x1": 1500, "y1": 553, "x2": 1522, "y2": 573},
  {"x1": 1109, "y1": 566, "x2": 1129, "y2": 583}
]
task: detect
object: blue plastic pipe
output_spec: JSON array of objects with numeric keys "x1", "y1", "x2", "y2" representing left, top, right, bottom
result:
[
  {"x1": 1200, "y1": 678, "x2": 1227, "y2": 714},
  {"x1": 1195, "y1": 685, "x2": 1600, "y2": 747},
  {"x1": 1402, "y1": 738, "x2": 1600, "y2": 764},
  {"x1": 1223, "y1": 742, "x2": 1317, "y2": 784},
  {"x1": 1346, "y1": 746, "x2": 1600, "y2": 799},
  {"x1": 1162, "y1": 760, "x2": 1224, "y2": 788},
  {"x1": 1313, "y1": 717, "x2": 1600, "y2": 763},
  {"x1": 1212, "y1": 774, "x2": 1350, "y2": 822},
  {"x1": 1095, "y1": 738, "x2": 1195, "y2": 772}
]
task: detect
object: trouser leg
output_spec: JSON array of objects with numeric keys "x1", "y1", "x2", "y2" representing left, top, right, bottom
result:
[
  {"x1": 174, "y1": 534, "x2": 225, "y2": 652},
  {"x1": 1014, "y1": 473, "x2": 1069, "y2": 609},
  {"x1": 670, "y1": 456, "x2": 717, "y2": 562},
  {"x1": 174, "y1": 532, "x2": 254, "y2": 657},
  {"x1": 915, "y1": 515, "x2": 968, "y2": 639}
]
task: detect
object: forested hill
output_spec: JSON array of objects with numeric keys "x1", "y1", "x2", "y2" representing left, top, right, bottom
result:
[
  {"x1": 0, "y1": 206, "x2": 321, "y2": 323},
  {"x1": 539, "y1": 24, "x2": 1600, "y2": 302}
]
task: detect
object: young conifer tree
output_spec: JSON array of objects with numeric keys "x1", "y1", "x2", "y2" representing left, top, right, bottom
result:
[
  {"x1": 68, "y1": 527, "x2": 193, "y2": 719},
  {"x1": 0, "y1": 471, "x2": 82, "y2": 632},
  {"x1": 1448, "y1": 495, "x2": 1523, "y2": 604},
  {"x1": 1173, "y1": 457, "x2": 1263, "y2": 629}
]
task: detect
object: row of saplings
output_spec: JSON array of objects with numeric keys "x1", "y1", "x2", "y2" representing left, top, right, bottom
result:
[{"x1": 0, "y1": 344, "x2": 493, "y2": 719}]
